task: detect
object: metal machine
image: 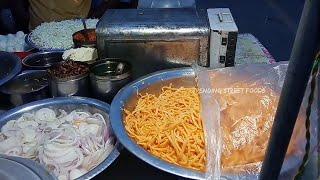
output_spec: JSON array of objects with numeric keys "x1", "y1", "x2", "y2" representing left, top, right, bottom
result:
[
  {"x1": 207, "y1": 8, "x2": 238, "y2": 68},
  {"x1": 96, "y1": 7, "x2": 239, "y2": 78},
  {"x1": 96, "y1": 8, "x2": 210, "y2": 78}
]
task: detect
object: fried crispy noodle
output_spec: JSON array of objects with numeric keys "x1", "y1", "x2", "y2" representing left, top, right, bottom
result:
[
  {"x1": 214, "y1": 83, "x2": 303, "y2": 172},
  {"x1": 124, "y1": 86, "x2": 206, "y2": 171},
  {"x1": 0, "y1": 108, "x2": 114, "y2": 180},
  {"x1": 124, "y1": 83, "x2": 303, "y2": 174}
]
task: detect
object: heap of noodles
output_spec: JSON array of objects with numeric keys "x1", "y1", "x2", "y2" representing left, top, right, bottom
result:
[
  {"x1": 124, "y1": 86, "x2": 206, "y2": 171},
  {"x1": 124, "y1": 84, "x2": 302, "y2": 172}
]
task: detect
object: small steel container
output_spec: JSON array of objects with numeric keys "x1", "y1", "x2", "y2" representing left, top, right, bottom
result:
[
  {"x1": 96, "y1": 8, "x2": 209, "y2": 78},
  {"x1": 90, "y1": 60, "x2": 131, "y2": 103},
  {"x1": 50, "y1": 73, "x2": 90, "y2": 97},
  {"x1": 72, "y1": 28, "x2": 97, "y2": 48},
  {"x1": 22, "y1": 51, "x2": 64, "y2": 70},
  {"x1": 49, "y1": 61, "x2": 90, "y2": 97},
  {"x1": 0, "y1": 70, "x2": 49, "y2": 107}
]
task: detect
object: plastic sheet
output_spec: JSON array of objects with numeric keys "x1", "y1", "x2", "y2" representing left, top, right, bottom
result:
[
  {"x1": 195, "y1": 66, "x2": 222, "y2": 180},
  {"x1": 195, "y1": 62, "x2": 318, "y2": 180}
]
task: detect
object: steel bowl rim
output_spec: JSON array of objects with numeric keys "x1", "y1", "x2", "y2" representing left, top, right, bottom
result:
[
  {"x1": 90, "y1": 61, "x2": 131, "y2": 81},
  {"x1": 0, "y1": 155, "x2": 57, "y2": 180},
  {"x1": 0, "y1": 70, "x2": 49, "y2": 95},
  {"x1": 0, "y1": 96, "x2": 121, "y2": 180},
  {"x1": 22, "y1": 51, "x2": 64, "y2": 69}
]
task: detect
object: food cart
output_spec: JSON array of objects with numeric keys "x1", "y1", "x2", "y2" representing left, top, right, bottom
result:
[{"x1": 0, "y1": 0, "x2": 318, "y2": 180}]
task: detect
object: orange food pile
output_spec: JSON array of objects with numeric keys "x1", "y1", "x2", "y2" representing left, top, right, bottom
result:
[{"x1": 124, "y1": 86, "x2": 206, "y2": 171}]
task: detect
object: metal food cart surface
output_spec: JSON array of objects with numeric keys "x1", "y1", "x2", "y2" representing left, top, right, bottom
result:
[{"x1": 96, "y1": 8, "x2": 209, "y2": 79}]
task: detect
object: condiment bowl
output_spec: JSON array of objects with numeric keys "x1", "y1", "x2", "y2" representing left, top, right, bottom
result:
[
  {"x1": 0, "y1": 70, "x2": 49, "y2": 107},
  {"x1": 49, "y1": 61, "x2": 90, "y2": 97},
  {"x1": 22, "y1": 51, "x2": 64, "y2": 70},
  {"x1": 90, "y1": 60, "x2": 131, "y2": 103},
  {"x1": 72, "y1": 29, "x2": 96, "y2": 48}
]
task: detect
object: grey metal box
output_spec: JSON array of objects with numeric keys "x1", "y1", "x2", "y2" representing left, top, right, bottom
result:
[
  {"x1": 96, "y1": 8, "x2": 210, "y2": 77},
  {"x1": 207, "y1": 8, "x2": 238, "y2": 68}
]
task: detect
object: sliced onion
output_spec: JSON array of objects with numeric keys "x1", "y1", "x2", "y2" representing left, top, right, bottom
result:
[
  {"x1": 0, "y1": 137, "x2": 21, "y2": 153},
  {"x1": 35, "y1": 108, "x2": 57, "y2": 122},
  {"x1": 74, "y1": 111, "x2": 91, "y2": 120},
  {"x1": 0, "y1": 109, "x2": 114, "y2": 180}
]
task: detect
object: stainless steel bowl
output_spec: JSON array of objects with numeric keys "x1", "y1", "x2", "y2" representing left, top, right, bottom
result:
[
  {"x1": 50, "y1": 73, "x2": 90, "y2": 97},
  {"x1": 110, "y1": 68, "x2": 204, "y2": 179},
  {"x1": 22, "y1": 51, "x2": 64, "y2": 70},
  {"x1": 110, "y1": 67, "x2": 301, "y2": 179},
  {"x1": 0, "y1": 70, "x2": 49, "y2": 107},
  {"x1": 90, "y1": 60, "x2": 131, "y2": 103},
  {"x1": 0, "y1": 97, "x2": 121, "y2": 180},
  {"x1": 0, "y1": 155, "x2": 57, "y2": 180},
  {"x1": 49, "y1": 61, "x2": 90, "y2": 97}
]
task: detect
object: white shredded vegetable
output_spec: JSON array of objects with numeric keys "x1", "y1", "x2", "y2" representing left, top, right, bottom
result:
[
  {"x1": 30, "y1": 19, "x2": 98, "y2": 50},
  {"x1": 0, "y1": 108, "x2": 114, "y2": 180}
]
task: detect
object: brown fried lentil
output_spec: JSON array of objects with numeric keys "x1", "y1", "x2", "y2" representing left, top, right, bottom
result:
[{"x1": 48, "y1": 61, "x2": 89, "y2": 79}]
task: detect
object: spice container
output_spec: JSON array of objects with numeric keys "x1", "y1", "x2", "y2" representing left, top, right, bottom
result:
[
  {"x1": 72, "y1": 29, "x2": 96, "y2": 48},
  {"x1": 0, "y1": 70, "x2": 49, "y2": 107},
  {"x1": 90, "y1": 60, "x2": 131, "y2": 103},
  {"x1": 48, "y1": 61, "x2": 90, "y2": 97}
]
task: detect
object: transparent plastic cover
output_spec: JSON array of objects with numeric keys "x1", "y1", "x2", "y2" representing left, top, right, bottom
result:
[{"x1": 195, "y1": 62, "x2": 318, "y2": 180}]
